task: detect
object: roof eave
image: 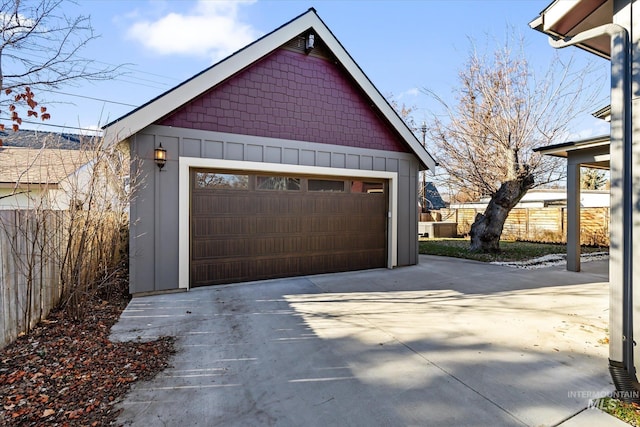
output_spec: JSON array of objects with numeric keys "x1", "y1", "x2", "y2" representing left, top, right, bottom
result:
[
  {"x1": 534, "y1": 135, "x2": 610, "y2": 157},
  {"x1": 529, "y1": 0, "x2": 612, "y2": 59},
  {"x1": 593, "y1": 104, "x2": 611, "y2": 121}
]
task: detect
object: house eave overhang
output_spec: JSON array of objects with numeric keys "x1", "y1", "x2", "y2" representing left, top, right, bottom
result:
[
  {"x1": 534, "y1": 134, "x2": 610, "y2": 157},
  {"x1": 593, "y1": 104, "x2": 611, "y2": 121},
  {"x1": 534, "y1": 134, "x2": 610, "y2": 169},
  {"x1": 102, "y1": 8, "x2": 437, "y2": 172},
  {"x1": 529, "y1": 0, "x2": 613, "y2": 59}
]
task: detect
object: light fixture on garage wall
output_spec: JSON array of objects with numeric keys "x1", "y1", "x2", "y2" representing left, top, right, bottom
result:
[
  {"x1": 154, "y1": 143, "x2": 167, "y2": 171},
  {"x1": 305, "y1": 33, "x2": 315, "y2": 54}
]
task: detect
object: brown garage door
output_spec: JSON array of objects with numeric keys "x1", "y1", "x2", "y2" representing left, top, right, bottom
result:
[{"x1": 190, "y1": 170, "x2": 387, "y2": 286}]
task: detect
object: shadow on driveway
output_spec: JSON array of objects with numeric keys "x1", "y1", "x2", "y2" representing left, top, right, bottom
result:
[{"x1": 110, "y1": 255, "x2": 613, "y2": 426}]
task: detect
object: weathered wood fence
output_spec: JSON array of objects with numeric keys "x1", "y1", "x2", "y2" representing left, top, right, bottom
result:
[
  {"x1": 440, "y1": 207, "x2": 610, "y2": 246},
  {"x1": 0, "y1": 210, "x2": 64, "y2": 348},
  {"x1": 0, "y1": 209, "x2": 126, "y2": 348}
]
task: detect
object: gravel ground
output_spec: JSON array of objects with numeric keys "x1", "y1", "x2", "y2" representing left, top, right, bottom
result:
[{"x1": 491, "y1": 251, "x2": 609, "y2": 269}]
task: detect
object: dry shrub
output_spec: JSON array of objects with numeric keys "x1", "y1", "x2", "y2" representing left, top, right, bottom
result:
[{"x1": 0, "y1": 134, "x2": 138, "y2": 327}]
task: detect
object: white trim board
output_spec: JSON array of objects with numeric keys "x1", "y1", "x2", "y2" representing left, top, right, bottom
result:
[{"x1": 178, "y1": 156, "x2": 398, "y2": 289}]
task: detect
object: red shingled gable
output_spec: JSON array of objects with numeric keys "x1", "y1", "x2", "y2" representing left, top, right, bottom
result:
[{"x1": 158, "y1": 48, "x2": 409, "y2": 153}]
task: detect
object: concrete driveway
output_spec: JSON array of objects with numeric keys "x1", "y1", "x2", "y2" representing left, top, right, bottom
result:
[{"x1": 110, "y1": 255, "x2": 624, "y2": 426}]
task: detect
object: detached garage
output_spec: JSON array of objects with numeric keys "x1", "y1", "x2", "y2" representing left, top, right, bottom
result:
[{"x1": 104, "y1": 8, "x2": 436, "y2": 294}]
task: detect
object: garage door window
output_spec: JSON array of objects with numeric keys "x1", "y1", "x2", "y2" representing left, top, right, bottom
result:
[
  {"x1": 195, "y1": 172, "x2": 248, "y2": 190},
  {"x1": 308, "y1": 179, "x2": 345, "y2": 192},
  {"x1": 351, "y1": 181, "x2": 384, "y2": 194},
  {"x1": 257, "y1": 176, "x2": 301, "y2": 191}
]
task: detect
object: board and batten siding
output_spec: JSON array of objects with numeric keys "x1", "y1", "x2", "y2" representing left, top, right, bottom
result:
[{"x1": 129, "y1": 125, "x2": 421, "y2": 294}]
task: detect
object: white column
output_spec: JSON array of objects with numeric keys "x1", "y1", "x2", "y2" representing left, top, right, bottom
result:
[{"x1": 566, "y1": 159, "x2": 581, "y2": 272}]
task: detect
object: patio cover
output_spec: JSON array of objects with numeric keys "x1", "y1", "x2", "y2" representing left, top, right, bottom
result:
[{"x1": 534, "y1": 135, "x2": 610, "y2": 272}]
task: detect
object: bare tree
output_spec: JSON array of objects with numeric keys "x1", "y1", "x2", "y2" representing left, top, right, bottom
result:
[
  {"x1": 581, "y1": 167, "x2": 608, "y2": 190},
  {"x1": 425, "y1": 36, "x2": 604, "y2": 252},
  {"x1": 387, "y1": 95, "x2": 432, "y2": 210},
  {"x1": 0, "y1": 0, "x2": 117, "y2": 141},
  {"x1": 387, "y1": 95, "x2": 419, "y2": 134}
]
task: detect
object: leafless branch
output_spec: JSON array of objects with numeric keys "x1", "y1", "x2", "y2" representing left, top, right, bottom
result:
[
  {"x1": 0, "y1": 0, "x2": 123, "y2": 130},
  {"x1": 424, "y1": 32, "x2": 605, "y2": 200}
]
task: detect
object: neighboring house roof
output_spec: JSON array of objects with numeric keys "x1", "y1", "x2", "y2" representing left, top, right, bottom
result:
[
  {"x1": 450, "y1": 189, "x2": 610, "y2": 209},
  {"x1": 0, "y1": 130, "x2": 89, "y2": 149},
  {"x1": 423, "y1": 182, "x2": 447, "y2": 210},
  {"x1": 103, "y1": 8, "x2": 436, "y2": 172},
  {"x1": 0, "y1": 147, "x2": 89, "y2": 185},
  {"x1": 529, "y1": 0, "x2": 613, "y2": 59}
]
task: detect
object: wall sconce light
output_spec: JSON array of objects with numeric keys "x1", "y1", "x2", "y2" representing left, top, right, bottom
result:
[
  {"x1": 154, "y1": 143, "x2": 167, "y2": 171},
  {"x1": 305, "y1": 33, "x2": 315, "y2": 54}
]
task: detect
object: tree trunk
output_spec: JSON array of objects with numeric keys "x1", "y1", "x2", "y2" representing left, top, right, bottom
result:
[{"x1": 469, "y1": 175, "x2": 534, "y2": 253}]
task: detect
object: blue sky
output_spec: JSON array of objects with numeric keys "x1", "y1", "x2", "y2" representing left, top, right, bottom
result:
[{"x1": 19, "y1": 0, "x2": 611, "y2": 139}]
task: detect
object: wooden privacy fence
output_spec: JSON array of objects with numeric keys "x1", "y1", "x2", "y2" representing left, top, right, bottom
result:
[
  {"x1": 0, "y1": 210, "x2": 64, "y2": 348},
  {"x1": 0, "y1": 210, "x2": 126, "y2": 348},
  {"x1": 440, "y1": 207, "x2": 610, "y2": 246}
]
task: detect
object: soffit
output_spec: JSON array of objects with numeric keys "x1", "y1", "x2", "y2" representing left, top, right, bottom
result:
[{"x1": 530, "y1": 0, "x2": 613, "y2": 58}]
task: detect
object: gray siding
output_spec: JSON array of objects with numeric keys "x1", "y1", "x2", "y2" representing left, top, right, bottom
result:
[{"x1": 129, "y1": 125, "x2": 422, "y2": 294}]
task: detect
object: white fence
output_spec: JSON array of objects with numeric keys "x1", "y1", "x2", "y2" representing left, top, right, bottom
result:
[{"x1": 0, "y1": 210, "x2": 64, "y2": 348}]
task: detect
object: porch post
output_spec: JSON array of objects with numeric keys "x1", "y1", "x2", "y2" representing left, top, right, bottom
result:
[{"x1": 566, "y1": 158, "x2": 581, "y2": 272}]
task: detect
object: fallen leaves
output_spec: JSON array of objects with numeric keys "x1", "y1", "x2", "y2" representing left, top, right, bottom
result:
[{"x1": 0, "y1": 299, "x2": 175, "y2": 426}]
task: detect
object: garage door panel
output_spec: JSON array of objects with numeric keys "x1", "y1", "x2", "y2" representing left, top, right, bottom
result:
[
  {"x1": 287, "y1": 198, "x2": 304, "y2": 214},
  {"x1": 253, "y1": 236, "x2": 304, "y2": 255},
  {"x1": 256, "y1": 196, "x2": 288, "y2": 214},
  {"x1": 255, "y1": 216, "x2": 302, "y2": 234},
  {"x1": 311, "y1": 197, "x2": 341, "y2": 214},
  {"x1": 191, "y1": 260, "x2": 249, "y2": 286},
  {"x1": 191, "y1": 217, "x2": 245, "y2": 235},
  {"x1": 192, "y1": 238, "x2": 251, "y2": 259},
  {"x1": 194, "y1": 235, "x2": 308, "y2": 259},
  {"x1": 253, "y1": 256, "x2": 300, "y2": 278},
  {"x1": 192, "y1": 194, "x2": 253, "y2": 215},
  {"x1": 350, "y1": 215, "x2": 387, "y2": 231},
  {"x1": 308, "y1": 235, "x2": 337, "y2": 251},
  {"x1": 190, "y1": 171, "x2": 387, "y2": 286}
]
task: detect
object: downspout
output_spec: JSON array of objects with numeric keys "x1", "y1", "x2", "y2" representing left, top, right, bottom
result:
[{"x1": 547, "y1": 23, "x2": 636, "y2": 399}]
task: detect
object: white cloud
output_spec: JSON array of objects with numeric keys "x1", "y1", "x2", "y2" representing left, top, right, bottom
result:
[
  {"x1": 126, "y1": 0, "x2": 260, "y2": 62},
  {"x1": 0, "y1": 12, "x2": 37, "y2": 38},
  {"x1": 397, "y1": 87, "x2": 419, "y2": 99}
]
